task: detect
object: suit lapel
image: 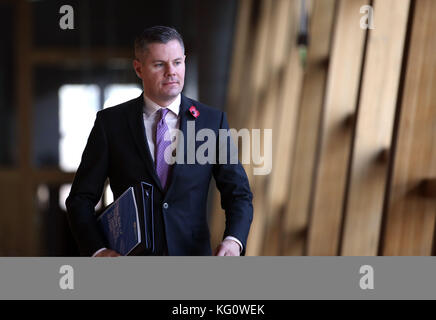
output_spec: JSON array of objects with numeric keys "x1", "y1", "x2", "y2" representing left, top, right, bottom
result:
[
  {"x1": 126, "y1": 93, "x2": 163, "y2": 191},
  {"x1": 165, "y1": 94, "x2": 196, "y2": 198}
]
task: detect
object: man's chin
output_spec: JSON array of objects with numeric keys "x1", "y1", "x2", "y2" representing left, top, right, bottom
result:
[
  {"x1": 162, "y1": 89, "x2": 182, "y2": 99},
  {"x1": 153, "y1": 92, "x2": 181, "y2": 105}
]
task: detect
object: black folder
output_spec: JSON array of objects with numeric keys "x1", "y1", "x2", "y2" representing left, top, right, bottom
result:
[{"x1": 97, "y1": 182, "x2": 155, "y2": 256}]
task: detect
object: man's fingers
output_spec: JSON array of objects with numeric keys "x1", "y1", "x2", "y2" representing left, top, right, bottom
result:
[
  {"x1": 95, "y1": 249, "x2": 121, "y2": 257},
  {"x1": 215, "y1": 246, "x2": 236, "y2": 256},
  {"x1": 216, "y1": 249, "x2": 226, "y2": 256},
  {"x1": 215, "y1": 245, "x2": 225, "y2": 256},
  {"x1": 108, "y1": 251, "x2": 121, "y2": 257},
  {"x1": 214, "y1": 240, "x2": 241, "y2": 256}
]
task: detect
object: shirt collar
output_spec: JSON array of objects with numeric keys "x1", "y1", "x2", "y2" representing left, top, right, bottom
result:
[{"x1": 143, "y1": 94, "x2": 181, "y2": 118}]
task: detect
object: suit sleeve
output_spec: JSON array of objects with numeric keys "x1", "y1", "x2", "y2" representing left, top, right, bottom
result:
[
  {"x1": 65, "y1": 111, "x2": 109, "y2": 256},
  {"x1": 212, "y1": 112, "x2": 253, "y2": 256}
]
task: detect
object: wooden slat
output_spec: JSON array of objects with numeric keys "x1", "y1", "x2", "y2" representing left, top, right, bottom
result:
[
  {"x1": 256, "y1": 0, "x2": 295, "y2": 135},
  {"x1": 15, "y1": 0, "x2": 39, "y2": 255},
  {"x1": 247, "y1": 0, "x2": 297, "y2": 256},
  {"x1": 209, "y1": 0, "x2": 278, "y2": 254},
  {"x1": 340, "y1": 0, "x2": 410, "y2": 256},
  {"x1": 226, "y1": 0, "x2": 254, "y2": 129},
  {"x1": 307, "y1": 0, "x2": 369, "y2": 256},
  {"x1": 0, "y1": 169, "x2": 20, "y2": 182},
  {"x1": 209, "y1": 0, "x2": 254, "y2": 251},
  {"x1": 32, "y1": 169, "x2": 75, "y2": 185},
  {"x1": 244, "y1": 0, "x2": 274, "y2": 135},
  {"x1": 282, "y1": 0, "x2": 337, "y2": 256},
  {"x1": 0, "y1": 180, "x2": 22, "y2": 255},
  {"x1": 381, "y1": 0, "x2": 436, "y2": 256},
  {"x1": 240, "y1": 0, "x2": 274, "y2": 256},
  {"x1": 265, "y1": 0, "x2": 300, "y2": 217},
  {"x1": 263, "y1": 48, "x2": 302, "y2": 255},
  {"x1": 257, "y1": 0, "x2": 299, "y2": 255},
  {"x1": 420, "y1": 179, "x2": 436, "y2": 198},
  {"x1": 0, "y1": 169, "x2": 20, "y2": 255}
]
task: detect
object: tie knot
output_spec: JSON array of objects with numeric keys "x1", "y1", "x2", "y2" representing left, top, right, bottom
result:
[{"x1": 159, "y1": 108, "x2": 170, "y2": 121}]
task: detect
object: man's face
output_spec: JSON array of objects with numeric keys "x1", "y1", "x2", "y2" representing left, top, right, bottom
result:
[{"x1": 133, "y1": 39, "x2": 185, "y2": 106}]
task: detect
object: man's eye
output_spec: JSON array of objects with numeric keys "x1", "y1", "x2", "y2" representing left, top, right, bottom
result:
[{"x1": 155, "y1": 64, "x2": 163, "y2": 67}]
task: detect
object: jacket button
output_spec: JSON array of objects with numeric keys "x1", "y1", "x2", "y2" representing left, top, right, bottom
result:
[{"x1": 163, "y1": 202, "x2": 169, "y2": 209}]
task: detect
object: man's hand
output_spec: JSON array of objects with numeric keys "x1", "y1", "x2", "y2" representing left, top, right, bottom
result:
[
  {"x1": 214, "y1": 239, "x2": 241, "y2": 256},
  {"x1": 94, "y1": 249, "x2": 121, "y2": 257}
]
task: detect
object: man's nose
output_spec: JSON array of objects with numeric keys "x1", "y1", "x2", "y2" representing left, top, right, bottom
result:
[{"x1": 165, "y1": 64, "x2": 176, "y2": 76}]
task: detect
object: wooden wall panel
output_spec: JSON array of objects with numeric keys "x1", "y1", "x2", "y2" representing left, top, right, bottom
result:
[
  {"x1": 209, "y1": 0, "x2": 279, "y2": 255},
  {"x1": 258, "y1": 0, "x2": 300, "y2": 255},
  {"x1": 209, "y1": 0, "x2": 254, "y2": 253},
  {"x1": 0, "y1": 181, "x2": 24, "y2": 255},
  {"x1": 0, "y1": 172, "x2": 20, "y2": 255},
  {"x1": 341, "y1": 0, "x2": 410, "y2": 256},
  {"x1": 381, "y1": 0, "x2": 436, "y2": 256},
  {"x1": 225, "y1": 0, "x2": 254, "y2": 130},
  {"x1": 247, "y1": 0, "x2": 296, "y2": 256},
  {"x1": 307, "y1": 0, "x2": 369, "y2": 256},
  {"x1": 15, "y1": 0, "x2": 39, "y2": 256},
  {"x1": 216, "y1": 0, "x2": 436, "y2": 256},
  {"x1": 283, "y1": 0, "x2": 337, "y2": 256},
  {"x1": 262, "y1": 47, "x2": 302, "y2": 255}
]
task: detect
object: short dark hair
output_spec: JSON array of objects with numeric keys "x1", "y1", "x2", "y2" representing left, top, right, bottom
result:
[{"x1": 134, "y1": 26, "x2": 185, "y2": 58}]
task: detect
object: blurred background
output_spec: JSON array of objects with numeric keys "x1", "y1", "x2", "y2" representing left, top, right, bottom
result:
[{"x1": 0, "y1": 0, "x2": 435, "y2": 256}]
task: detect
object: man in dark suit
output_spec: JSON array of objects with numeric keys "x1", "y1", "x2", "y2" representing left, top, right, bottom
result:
[{"x1": 66, "y1": 26, "x2": 253, "y2": 256}]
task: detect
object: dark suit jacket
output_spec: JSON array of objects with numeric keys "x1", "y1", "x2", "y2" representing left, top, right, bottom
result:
[{"x1": 66, "y1": 93, "x2": 253, "y2": 256}]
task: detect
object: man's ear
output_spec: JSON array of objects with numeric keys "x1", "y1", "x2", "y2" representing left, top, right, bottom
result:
[{"x1": 133, "y1": 59, "x2": 142, "y2": 79}]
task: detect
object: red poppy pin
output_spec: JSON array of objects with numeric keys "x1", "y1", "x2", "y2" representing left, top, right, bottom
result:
[{"x1": 189, "y1": 105, "x2": 200, "y2": 118}]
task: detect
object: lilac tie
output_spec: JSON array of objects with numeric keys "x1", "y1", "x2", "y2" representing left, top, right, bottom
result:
[{"x1": 155, "y1": 108, "x2": 171, "y2": 190}]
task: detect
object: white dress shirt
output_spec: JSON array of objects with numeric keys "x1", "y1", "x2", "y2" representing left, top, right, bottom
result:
[
  {"x1": 92, "y1": 94, "x2": 242, "y2": 256},
  {"x1": 143, "y1": 94, "x2": 181, "y2": 162}
]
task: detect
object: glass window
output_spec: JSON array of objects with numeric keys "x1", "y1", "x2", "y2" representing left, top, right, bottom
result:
[
  {"x1": 59, "y1": 183, "x2": 103, "y2": 212},
  {"x1": 103, "y1": 84, "x2": 142, "y2": 109},
  {"x1": 59, "y1": 84, "x2": 100, "y2": 172}
]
